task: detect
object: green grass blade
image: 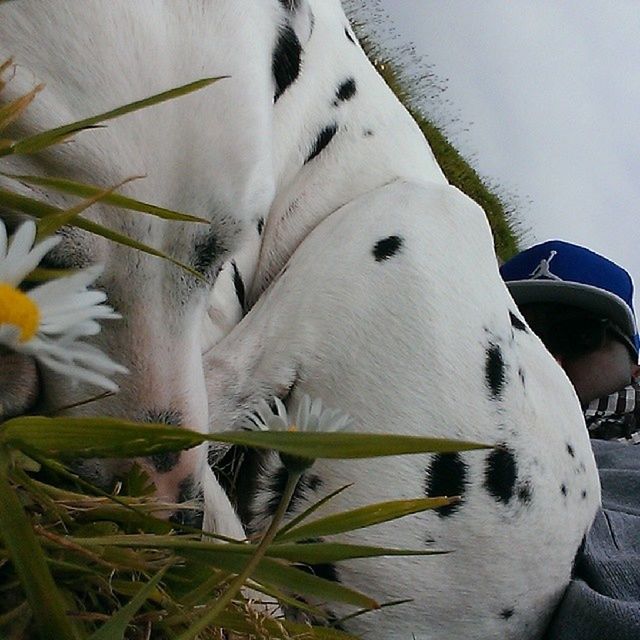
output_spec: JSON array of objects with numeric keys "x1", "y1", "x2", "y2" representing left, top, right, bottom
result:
[
  {"x1": 0, "y1": 84, "x2": 43, "y2": 133},
  {"x1": 23, "y1": 266, "x2": 78, "y2": 282},
  {"x1": 88, "y1": 568, "x2": 167, "y2": 640},
  {"x1": 275, "y1": 483, "x2": 353, "y2": 540},
  {"x1": 210, "y1": 430, "x2": 491, "y2": 459},
  {"x1": 0, "y1": 186, "x2": 59, "y2": 217},
  {"x1": 276, "y1": 497, "x2": 457, "y2": 543},
  {"x1": 333, "y1": 598, "x2": 414, "y2": 629},
  {"x1": 0, "y1": 188, "x2": 205, "y2": 279},
  {"x1": 193, "y1": 609, "x2": 358, "y2": 640},
  {"x1": 69, "y1": 535, "x2": 378, "y2": 610},
  {"x1": 0, "y1": 601, "x2": 30, "y2": 630},
  {"x1": 1, "y1": 418, "x2": 490, "y2": 461},
  {"x1": 263, "y1": 541, "x2": 447, "y2": 563},
  {"x1": 2, "y1": 173, "x2": 209, "y2": 223},
  {"x1": 178, "y1": 552, "x2": 377, "y2": 621},
  {"x1": 4, "y1": 77, "x2": 226, "y2": 156},
  {"x1": 0, "y1": 446, "x2": 79, "y2": 640},
  {"x1": 74, "y1": 216, "x2": 204, "y2": 280},
  {"x1": 0, "y1": 416, "x2": 206, "y2": 459},
  {"x1": 36, "y1": 180, "x2": 128, "y2": 240}
]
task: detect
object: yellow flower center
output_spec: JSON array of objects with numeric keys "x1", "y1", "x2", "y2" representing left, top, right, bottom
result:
[{"x1": 0, "y1": 283, "x2": 40, "y2": 343}]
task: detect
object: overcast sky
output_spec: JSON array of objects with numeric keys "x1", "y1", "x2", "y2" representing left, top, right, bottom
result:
[{"x1": 357, "y1": 1, "x2": 640, "y2": 306}]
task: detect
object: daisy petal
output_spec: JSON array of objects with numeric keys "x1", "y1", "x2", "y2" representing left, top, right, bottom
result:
[
  {"x1": 34, "y1": 352, "x2": 120, "y2": 392},
  {"x1": 0, "y1": 222, "x2": 7, "y2": 260}
]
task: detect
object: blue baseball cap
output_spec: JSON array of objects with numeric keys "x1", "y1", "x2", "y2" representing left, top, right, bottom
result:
[{"x1": 500, "y1": 240, "x2": 639, "y2": 358}]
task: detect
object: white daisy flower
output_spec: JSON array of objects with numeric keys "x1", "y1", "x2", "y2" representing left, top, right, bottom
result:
[
  {"x1": 243, "y1": 394, "x2": 354, "y2": 434},
  {"x1": 0, "y1": 220, "x2": 127, "y2": 392},
  {"x1": 241, "y1": 393, "x2": 353, "y2": 473}
]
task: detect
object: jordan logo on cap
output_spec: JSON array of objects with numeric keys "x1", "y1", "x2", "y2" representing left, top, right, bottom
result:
[{"x1": 530, "y1": 250, "x2": 562, "y2": 281}]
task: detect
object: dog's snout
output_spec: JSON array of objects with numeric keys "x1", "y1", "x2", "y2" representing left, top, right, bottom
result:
[
  {"x1": 137, "y1": 407, "x2": 205, "y2": 523},
  {"x1": 141, "y1": 408, "x2": 185, "y2": 481}
]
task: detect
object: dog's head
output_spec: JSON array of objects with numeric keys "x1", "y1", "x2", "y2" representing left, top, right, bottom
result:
[
  {"x1": 0, "y1": 0, "x2": 278, "y2": 516},
  {"x1": 1, "y1": 186, "x2": 245, "y2": 495}
]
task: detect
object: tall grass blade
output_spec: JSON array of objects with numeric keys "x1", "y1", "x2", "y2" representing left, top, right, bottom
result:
[
  {"x1": 4, "y1": 77, "x2": 226, "y2": 156},
  {"x1": 35, "y1": 179, "x2": 130, "y2": 240},
  {"x1": 210, "y1": 430, "x2": 491, "y2": 459},
  {"x1": 23, "y1": 266, "x2": 77, "y2": 281},
  {"x1": 0, "y1": 188, "x2": 204, "y2": 279},
  {"x1": 76, "y1": 216, "x2": 204, "y2": 279},
  {"x1": 70, "y1": 535, "x2": 378, "y2": 610},
  {"x1": 276, "y1": 497, "x2": 457, "y2": 543},
  {"x1": 88, "y1": 567, "x2": 166, "y2": 640},
  {"x1": 276, "y1": 483, "x2": 353, "y2": 539},
  {"x1": 1, "y1": 417, "x2": 490, "y2": 460},
  {"x1": 0, "y1": 447, "x2": 79, "y2": 640},
  {"x1": 198, "y1": 610, "x2": 357, "y2": 640},
  {"x1": 2, "y1": 173, "x2": 209, "y2": 223},
  {"x1": 0, "y1": 85, "x2": 43, "y2": 133},
  {"x1": 0, "y1": 416, "x2": 206, "y2": 458},
  {"x1": 263, "y1": 541, "x2": 447, "y2": 563}
]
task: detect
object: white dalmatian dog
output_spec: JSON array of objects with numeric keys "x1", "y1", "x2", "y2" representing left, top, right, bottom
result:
[{"x1": 0, "y1": 1, "x2": 600, "y2": 638}]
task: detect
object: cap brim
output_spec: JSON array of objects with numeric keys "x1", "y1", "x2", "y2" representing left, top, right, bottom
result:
[{"x1": 505, "y1": 280, "x2": 638, "y2": 344}]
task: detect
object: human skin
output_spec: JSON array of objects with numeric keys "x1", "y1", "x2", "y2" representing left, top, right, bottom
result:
[{"x1": 559, "y1": 338, "x2": 639, "y2": 407}]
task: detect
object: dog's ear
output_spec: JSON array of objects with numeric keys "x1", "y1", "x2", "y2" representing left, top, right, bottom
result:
[{"x1": 0, "y1": 351, "x2": 40, "y2": 420}]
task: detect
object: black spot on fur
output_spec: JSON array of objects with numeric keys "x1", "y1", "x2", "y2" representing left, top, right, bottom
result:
[
  {"x1": 500, "y1": 608, "x2": 514, "y2": 620},
  {"x1": 517, "y1": 482, "x2": 532, "y2": 505},
  {"x1": 279, "y1": 0, "x2": 300, "y2": 10},
  {"x1": 344, "y1": 26, "x2": 356, "y2": 44},
  {"x1": 305, "y1": 123, "x2": 338, "y2": 163},
  {"x1": 518, "y1": 367, "x2": 526, "y2": 386},
  {"x1": 566, "y1": 443, "x2": 575, "y2": 458},
  {"x1": 485, "y1": 344, "x2": 506, "y2": 399},
  {"x1": 266, "y1": 468, "x2": 323, "y2": 517},
  {"x1": 363, "y1": 128, "x2": 374, "y2": 137},
  {"x1": 193, "y1": 232, "x2": 225, "y2": 276},
  {"x1": 373, "y1": 235, "x2": 403, "y2": 262},
  {"x1": 509, "y1": 311, "x2": 527, "y2": 332},
  {"x1": 485, "y1": 446, "x2": 517, "y2": 504},
  {"x1": 150, "y1": 451, "x2": 181, "y2": 474},
  {"x1": 257, "y1": 217, "x2": 265, "y2": 235},
  {"x1": 273, "y1": 25, "x2": 302, "y2": 101},
  {"x1": 231, "y1": 260, "x2": 246, "y2": 311},
  {"x1": 334, "y1": 77, "x2": 356, "y2": 105},
  {"x1": 561, "y1": 483, "x2": 568, "y2": 497},
  {"x1": 581, "y1": 489, "x2": 588, "y2": 500},
  {"x1": 425, "y1": 453, "x2": 467, "y2": 517}
]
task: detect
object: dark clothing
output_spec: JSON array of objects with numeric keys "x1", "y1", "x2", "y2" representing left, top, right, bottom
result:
[
  {"x1": 544, "y1": 439, "x2": 640, "y2": 639},
  {"x1": 584, "y1": 381, "x2": 640, "y2": 442}
]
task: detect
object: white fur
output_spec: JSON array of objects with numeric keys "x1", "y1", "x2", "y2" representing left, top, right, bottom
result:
[{"x1": 0, "y1": 1, "x2": 599, "y2": 638}]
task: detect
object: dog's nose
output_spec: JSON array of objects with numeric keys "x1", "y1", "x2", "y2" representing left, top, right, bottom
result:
[{"x1": 139, "y1": 408, "x2": 203, "y2": 527}]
